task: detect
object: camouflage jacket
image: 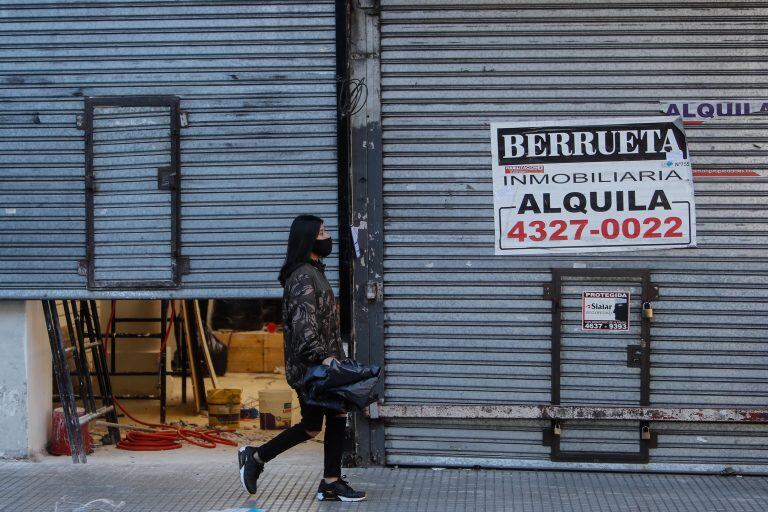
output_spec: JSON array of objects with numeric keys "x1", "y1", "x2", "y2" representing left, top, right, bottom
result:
[{"x1": 282, "y1": 262, "x2": 345, "y2": 390}]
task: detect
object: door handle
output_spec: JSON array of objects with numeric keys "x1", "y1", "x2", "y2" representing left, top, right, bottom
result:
[
  {"x1": 157, "y1": 166, "x2": 176, "y2": 190},
  {"x1": 626, "y1": 344, "x2": 643, "y2": 368}
]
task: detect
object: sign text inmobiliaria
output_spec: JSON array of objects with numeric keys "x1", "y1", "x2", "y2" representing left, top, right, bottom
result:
[{"x1": 490, "y1": 117, "x2": 697, "y2": 255}]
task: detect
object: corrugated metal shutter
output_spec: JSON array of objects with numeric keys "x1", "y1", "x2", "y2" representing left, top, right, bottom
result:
[
  {"x1": 91, "y1": 105, "x2": 174, "y2": 286},
  {"x1": 561, "y1": 280, "x2": 642, "y2": 406},
  {"x1": 380, "y1": 0, "x2": 768, "y2": 470},
  {"x1": 0, "y1": 0, "x2": 338, "y2": 298},
  {"x1": 559, "y1": 278, "x2": 643, "y2": 459}
]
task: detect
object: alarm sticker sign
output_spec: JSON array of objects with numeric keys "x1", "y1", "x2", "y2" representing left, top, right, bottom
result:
[{"x1": 582, "y1": 291, "x2": 630, "y2": 331}]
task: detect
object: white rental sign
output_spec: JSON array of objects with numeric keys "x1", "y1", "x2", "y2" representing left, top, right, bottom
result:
[{"x1": 490, "y1": 116, "x2": 697, "y2": 255}]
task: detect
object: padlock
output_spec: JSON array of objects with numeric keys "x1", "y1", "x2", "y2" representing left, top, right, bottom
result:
[
  {"x1": 642, "y1": 426, "x2": 651, "y2": 440},
  {"x1": 553, "y1": 423, "x2": 562, "y2": 436},
  {"x1": 642, "y1": 302, "x2": 654, "y2": 319}
]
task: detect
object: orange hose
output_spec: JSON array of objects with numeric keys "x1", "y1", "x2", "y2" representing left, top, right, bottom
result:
[
  {"x1": 114, "y1": 393, "x2": 237, "y2": 451},
  {"x1": 159, "y1": 301, "x2": 177, "y2": 352},
  {"x1": 117, "y1": 431, "x2": 183, "y2": 451}
]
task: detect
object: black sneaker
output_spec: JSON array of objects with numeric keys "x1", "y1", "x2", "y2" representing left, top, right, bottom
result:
[
  {"x1": 316, "y1": 477, "x2": 367, "y2": 502},
  {"x1": 238, "y1": 446, "x2": 264, "y2": 494}
]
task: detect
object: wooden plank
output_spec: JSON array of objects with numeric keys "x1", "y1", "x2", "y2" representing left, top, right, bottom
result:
[
  {"x1": 226, "y1": 331, "x2": 284, "y2": 373},
  {"x1": 180, "y1": 300, "x2": 201, "y2": 413},
  {"x1": 194, "y1": 299, "x2": 219, "y2": 389},
  {"x1": 95, "y1": 421, "x2": 157, "y2": 433}
]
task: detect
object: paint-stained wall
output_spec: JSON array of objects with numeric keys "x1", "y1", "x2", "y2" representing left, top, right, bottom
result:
[{"x1": 0, "y1": 301, "x2": 51, "y2": 459}]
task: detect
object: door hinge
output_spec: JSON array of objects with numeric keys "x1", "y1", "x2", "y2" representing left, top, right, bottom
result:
[
  {"x1": 366, "y1": 280, "x2": 383, "y2": 302},
  {"x1": 542, "y1": 427, "x2": 555, "y2": 446},
  {"x1": 177, "y1": 256, "x2": 190, "y2": 275},
  {"x1": 157, "y1": 166, "x2": 177, "y2": 190}
]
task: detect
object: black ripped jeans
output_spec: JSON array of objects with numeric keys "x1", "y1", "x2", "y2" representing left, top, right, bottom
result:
[{"x1": 256, "y1": 396, "x2": 346, "y2": 479}]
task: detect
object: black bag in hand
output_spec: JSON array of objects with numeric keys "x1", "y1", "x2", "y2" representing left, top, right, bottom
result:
[{"x1": 302, "y1": 358, "x2": 382, "y2": 412}]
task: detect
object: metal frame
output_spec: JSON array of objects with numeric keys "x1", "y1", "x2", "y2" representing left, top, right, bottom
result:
[
  {"x1": 546, "y1": 268, "x2": 659, "y2": 463},
  {"x1": 42, "y1": 300, "x2": 85, "y2": 463},
  {"x1": 60, "y1": 304, "x2": 190, "y2": 419},
  {"x1": 336, "y1": 0, "x2": 352, "y2": 344},
  {"x1": 103, "y1": 300, "x2": 186, "y2": 423},
  {"x1": 349, "y1": 0, "x2": 386, "y2": 466},
  {"x1": 80, "y1": 300, "x2": 121, "y2": 445},
  {"x1": 335, "y1": 0, "x2": 362, "y2": 468},
  {"x1": 43, "y1": 300, "x2": 121, "y2": 463},
  {"x1": 82, "y1": 95, "x2": 184, "y2": 290}
]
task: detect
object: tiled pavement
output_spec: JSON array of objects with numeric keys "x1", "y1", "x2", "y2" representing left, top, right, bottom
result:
[{"x1": 1, "y1": 443, "x2": 766, "y2": 512}]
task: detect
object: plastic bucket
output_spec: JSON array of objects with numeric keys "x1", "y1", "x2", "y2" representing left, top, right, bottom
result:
[
  {"x1": 258, "y1": 389, "x2": 294, "y2": 430},
  {"x1": 48, "y1": 407, "x2": 93, "y2": 456},
  {"x1": 207, "y1": 388, "x2": 242, "y2": 429}
]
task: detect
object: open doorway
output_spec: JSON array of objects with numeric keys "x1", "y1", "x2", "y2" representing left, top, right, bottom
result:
[{"x1": 50, "y1": 298, "x2": 307, "y2": 460}]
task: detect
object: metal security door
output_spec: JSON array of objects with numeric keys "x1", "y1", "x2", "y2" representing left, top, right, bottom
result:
[
  {"x1": 547, "y1": 269, "x2": 657, "y2": 462},
  {"x1": 83, "y1": 96, "x2": 183, "y2": 289},
  {"x1": 361, "y1": 0, "x2": 768, "y2": 472}
]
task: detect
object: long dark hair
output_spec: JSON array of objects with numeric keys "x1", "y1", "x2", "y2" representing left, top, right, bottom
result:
[{"x1": 278, "y1": 214, "x2": 323, "y2": 287}]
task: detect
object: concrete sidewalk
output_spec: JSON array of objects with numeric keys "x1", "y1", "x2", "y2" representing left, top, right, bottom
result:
[{"x1": 1, "y1": 443, "x2": 766, "y2": 512}]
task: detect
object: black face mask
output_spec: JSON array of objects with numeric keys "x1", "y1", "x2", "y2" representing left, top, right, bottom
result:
[{"x1": 313, "y1": 237, "x2": 333, "y2": 258}]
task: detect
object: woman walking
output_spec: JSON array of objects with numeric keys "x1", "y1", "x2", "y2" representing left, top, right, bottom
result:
[{"x1": 238, "y1": 215, "x2": 366, "y2": 502}]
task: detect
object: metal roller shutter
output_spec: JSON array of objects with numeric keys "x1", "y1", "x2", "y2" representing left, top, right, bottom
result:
[
  {"x1": 0, "y1": 0, "x2": 339, "y2": 298},
  {"x1": 90, "y1": 104, "x2": 175, "y2": 287},
  {"x1": 379, "y1": 0, "x2": 768, "y2": 470}
]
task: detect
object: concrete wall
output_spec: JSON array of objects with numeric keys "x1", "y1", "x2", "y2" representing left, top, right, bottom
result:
[{"x1": 0, "y1": 301, "x2": 52, "y2": 458}]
